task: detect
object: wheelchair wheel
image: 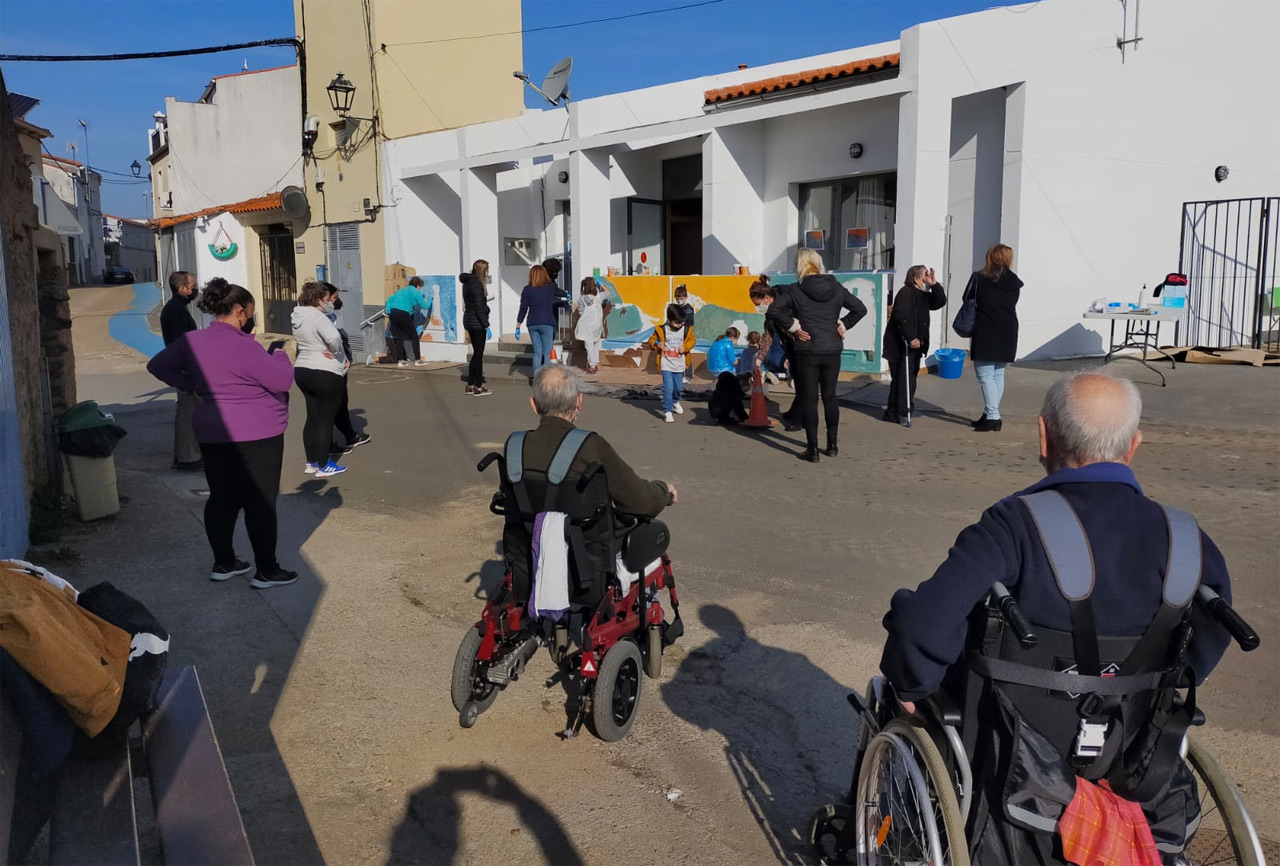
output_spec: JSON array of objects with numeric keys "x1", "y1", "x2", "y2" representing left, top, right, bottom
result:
[
  {"x1": 450, "y1": 626, "x2": 498, "y2": 715},
  {"x1": 1184, "y1": 735, "x2": 1266, "y2": 866},
  {"x1": 589, "y1": 639, "x2": 643, "y2": 742},
  {"x1": 852, "y1": 718, "x2": 969, "y2": 866}
]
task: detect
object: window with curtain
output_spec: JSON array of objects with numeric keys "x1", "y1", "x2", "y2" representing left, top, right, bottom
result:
[{"x1": 798, "y1": 173, "x2": 896, "y2": 272}]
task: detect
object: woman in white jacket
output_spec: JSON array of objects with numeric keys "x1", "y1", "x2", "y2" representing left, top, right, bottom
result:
[
  {"x1": 292, "y1": 281, "x2": 352, "y2": 477},
  {"x1": 574, "y1": 277, "x2": 607, "y2": 374}
]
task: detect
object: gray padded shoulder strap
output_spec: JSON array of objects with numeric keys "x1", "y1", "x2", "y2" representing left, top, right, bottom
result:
[
  {"x1": 547, "y1": 428, "x2": 593, "y2": 485},
  {"x1": 1159, "y1": 503, "x2": 1202, "y2": 607},
  {"x1": 1019, "y1": 491, "x2": 1095, "y2": 601},
  {"x1": 505, "y1": 431, "x2": 528, "y2": 482}
]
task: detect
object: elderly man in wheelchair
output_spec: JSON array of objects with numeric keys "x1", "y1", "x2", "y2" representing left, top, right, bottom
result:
[
  {"x1": 451, "y1": 364, "x2": 683, "y2": 741},
  {"x1": 810, "y1": 372, "x2": 1263, "y2": 866}
]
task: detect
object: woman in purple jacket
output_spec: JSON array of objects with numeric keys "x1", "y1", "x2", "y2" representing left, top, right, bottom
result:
[{"x1": 146, "y1": 279, "x2": 298, "y2": 589}]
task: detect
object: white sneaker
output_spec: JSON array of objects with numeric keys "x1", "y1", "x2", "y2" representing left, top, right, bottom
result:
[
  {"x1": 673, "y1": 402, "x2": 684, "y2": 415},
  {"x1": 414, "y1": 359, "x2": 430, "y2": 367},
  {"x1": 304, "y1": 463, "x2": 319, "y2": 475},
  {"x1": 397, "y1": 360, "x2": 408, "y2": 368},
  {"x1": 763, "y1": 371, "x2": 779, "y2": 385},
  {"x1": 663, "y1": 411, "x2": 674, "y2": 423}
]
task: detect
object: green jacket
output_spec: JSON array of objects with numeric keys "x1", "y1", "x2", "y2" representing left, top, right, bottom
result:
[{"x1": 514, "y1": 416, "x2": 668, "y2": 518}]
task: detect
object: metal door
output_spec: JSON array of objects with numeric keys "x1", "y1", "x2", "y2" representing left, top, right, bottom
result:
[
  {"x1": 327, "y1": 223, "x2": 364, "y2": 352},
  {"x1": 1178, "y1": 198, "x2": 1278, "y2": 350},
  {"x1": 259, "y1": 225, "x2": 298, "y2": 334}
]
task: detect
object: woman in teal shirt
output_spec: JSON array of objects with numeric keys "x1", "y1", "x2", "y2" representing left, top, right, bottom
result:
[{"x1": 385, "y1": 277, "x2": 433, "y2": 366}]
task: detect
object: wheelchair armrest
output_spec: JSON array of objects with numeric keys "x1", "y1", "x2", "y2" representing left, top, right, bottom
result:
[{"x1": 924, "y1": 692, "x2": 963, "y2": 727}]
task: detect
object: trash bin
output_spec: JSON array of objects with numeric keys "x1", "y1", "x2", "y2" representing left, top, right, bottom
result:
[
  {"x1": 933, "y1": 347, "x2": 968, "y2": 380},
  {"x1": 57, "y1": 401, "x2": 127, "y2": 522}
]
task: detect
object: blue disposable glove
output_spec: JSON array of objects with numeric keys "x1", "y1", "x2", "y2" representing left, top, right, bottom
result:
[
  {"x1": 486, "y1": 328, "x2": 492, "y2": 340},
  {"x1": 515, "y1": 327, "x2": 522, "y2": 340}
]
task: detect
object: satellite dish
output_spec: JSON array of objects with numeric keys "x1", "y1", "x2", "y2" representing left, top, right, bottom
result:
[
  {"x1": 513, "y1": 57, "x2": 573, "y2": 109},
  {"x1": 280, "y1": 185, "x2": 310, "y2": 220}
]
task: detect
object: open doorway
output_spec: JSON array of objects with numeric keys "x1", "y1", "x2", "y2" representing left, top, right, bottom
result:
[{"x1": 624, "y1": 154, "x2": 703, "y2": 275}]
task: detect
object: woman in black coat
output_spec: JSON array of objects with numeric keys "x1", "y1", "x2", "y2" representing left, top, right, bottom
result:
[
  {"x1": 883, "y1": 265, "x2": 947, "y2": 426},
  {"x1": 461, "y1": 259, "x2": 492, "y2": 396},
  {"x1": 770, "y1": 248, "x2": 867, "y2": 462},
  {"x1": 967, "y1": 244, "x2": 1023, "y2": 432}
]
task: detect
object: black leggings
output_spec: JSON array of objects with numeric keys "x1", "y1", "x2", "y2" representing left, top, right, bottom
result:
[
  {"x1": 294, "y1": 367, "x2": 346, "y2": 464},
  {"x1": 795, "y1": 352, "x2": 841, "y2": 446},
  {"x1": 334, "y1": 375, "x2": 357, "y2": 443},
  {"x1": 388, "y1": 309, "x2": 420, "y2": 361},
  {"x1": 467, "y1": 328, "x2": 487, "y2": 386},
  {"x1": 199, "y1": 434, "x2": 283, "y2": 571}
]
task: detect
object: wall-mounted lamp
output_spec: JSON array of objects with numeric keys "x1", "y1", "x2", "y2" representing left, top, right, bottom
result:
[
  {"x1": 326, "y1": 72, "x2": 357, "y2": 116},
  {"x1": 557, "y1": 170, "x2": 569, "y2": 184},
  {"x1": 130, "y1": 160, "x2": 142, "y2": 178},
  {"x1": 1214, "y1": 165, "x2": 1230, "y2": 183},
  {"x1": 849, "y1": 143, "x2": 864, "y2": 159}
]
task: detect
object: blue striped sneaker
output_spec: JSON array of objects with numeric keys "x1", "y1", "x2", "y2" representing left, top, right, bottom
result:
[{"x1": 314, "y1": 461, "x2": 347, "y2": 478}]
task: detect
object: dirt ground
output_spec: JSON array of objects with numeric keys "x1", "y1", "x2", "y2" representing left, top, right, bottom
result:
[{"x1": 40, "y1": 285, "x2": 1280, "y2": 864}]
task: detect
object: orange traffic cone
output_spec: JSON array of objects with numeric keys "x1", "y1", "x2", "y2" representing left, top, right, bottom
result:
[
  {"x1": 742, "y1": 368, "x2": 776, "y2": 427},
  {"x1": 549, "y1": 346, "x2": 559, "y2": 363}
]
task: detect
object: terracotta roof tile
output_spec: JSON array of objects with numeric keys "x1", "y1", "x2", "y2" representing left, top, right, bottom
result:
[
  {"x1": 704, "y1": 53, "x2": 900, "y2": 105},
  {"x1": 154, "y1": 191, "x2": 283, "y2": 229}
]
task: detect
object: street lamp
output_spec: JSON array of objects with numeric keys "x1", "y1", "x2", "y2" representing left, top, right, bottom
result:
[
  {"x1": 131, "y1": 160, "x2": 142, "y2": 178},
  {"x1": 326, "y1": 72, "x2": 356, "y2": 116}
]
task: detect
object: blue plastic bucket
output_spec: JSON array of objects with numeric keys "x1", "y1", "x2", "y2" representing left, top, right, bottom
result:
[{"x1": 934, "y1": 347, "x2": 968, "y2": 379}]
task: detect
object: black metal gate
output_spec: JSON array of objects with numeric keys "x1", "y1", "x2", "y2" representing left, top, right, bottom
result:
[
  {"x1": 259, "y1": 225, "x2": 297, "y2": 334},
  {"x1": 1177, "y1": 198, "x2": 1279, "y2": 351}
]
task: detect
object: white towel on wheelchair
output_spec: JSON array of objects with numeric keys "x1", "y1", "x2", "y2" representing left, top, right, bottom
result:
[
  {"x1": 531, "y1": 511, "x2": 570, "y2": 621},
  {"x1": 615, "y1": 552, "x2": 660, "y2": 597}
]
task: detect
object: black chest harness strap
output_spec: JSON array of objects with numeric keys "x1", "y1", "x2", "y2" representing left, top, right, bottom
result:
[{"x1": 970, "y1": 490, "x2": 1203, "y2": 799}]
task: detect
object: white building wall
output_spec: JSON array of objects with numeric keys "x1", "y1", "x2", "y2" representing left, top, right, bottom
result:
[
  {"x1": 163, "y1": 67, "x2": 302, "y2": 215},
  {"x1": 905, "y1": 0, "x2": 1280, "y2": 358}
]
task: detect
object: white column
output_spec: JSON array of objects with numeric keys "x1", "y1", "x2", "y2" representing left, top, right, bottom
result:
[
  {"x1": 999, "y1": 83, "x2": 1027, "y2": 253},
  {"x1": 894, "y1": 87, "x2": 953, "y2": 275},
  {"x1": 569, "y1": 148, "x2": 611, "y2": 277},
  {"x1": 460, "y1": 165, "x2": 500, "y2": 334},
  {"x1": 703, "y1": 125, "x2": 765, "y2": 275}
]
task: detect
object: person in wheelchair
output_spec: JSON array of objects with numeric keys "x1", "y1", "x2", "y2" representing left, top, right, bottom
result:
[
  {"x1": 880, "y1": 371, "x2": 1235, "y2": 864},
  {"x1": 501, "y1": 364, "x2": 677, "y2": 614}
]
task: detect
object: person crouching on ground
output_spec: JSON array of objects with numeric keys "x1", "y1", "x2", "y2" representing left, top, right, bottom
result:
[
  {"x1": 146, "y1": 279, "x2": 298, "y2": 588},
  {"x1": 575, "y1": 277, "x2": 606, "y2": 374},
  {"x1": 883, "y1": 266, "x2": 947, "y2": 426},
  {"x1": 646, "y1": 304, "x2": 695, "y2": 423},
  {"x1": 707, "y1": 327, "x2": 740, "y2": 377},
  {"x1": 385, "y1": 276, "x2": 433, "y2": 367},
  {"x1": 292, "y1": 280, "x2": 350, "y2": 478},
  {"x1": 708, "y1": 372, "x2": 749, "y2": 425}
]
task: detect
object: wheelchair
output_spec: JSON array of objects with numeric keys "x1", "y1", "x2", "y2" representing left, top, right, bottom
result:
[
  {"x1": 450, "y1": 447, "x2": 683, "y2": 742},
  {"x1": 809, "y1": 583, "x2": 1266, "y2": 866}
]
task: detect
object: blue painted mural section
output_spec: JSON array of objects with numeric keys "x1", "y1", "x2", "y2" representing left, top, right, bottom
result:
[{"x1": 108, "y1": 282, "x2": 165, "y2": 357}]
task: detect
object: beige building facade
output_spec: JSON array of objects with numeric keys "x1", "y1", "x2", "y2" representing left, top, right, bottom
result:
[{"x1": 292, "y1": 0, "x2": 524, "y2": 344}]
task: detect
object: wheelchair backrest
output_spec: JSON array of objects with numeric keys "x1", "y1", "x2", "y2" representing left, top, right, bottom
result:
[{"x1": 500, "y1": 429, "x2": 616, "y2": 609}]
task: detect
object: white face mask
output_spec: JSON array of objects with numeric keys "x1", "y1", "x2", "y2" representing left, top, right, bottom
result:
[
  {"x1": 755, "y1": 303, "x2": 769, "y2": 314},
  {"x1": 582, "y1": 294, "x2": 596, "y2": 306},
  {"x1": 320, "y1": 302, "x2": 335, "y2": 315}
]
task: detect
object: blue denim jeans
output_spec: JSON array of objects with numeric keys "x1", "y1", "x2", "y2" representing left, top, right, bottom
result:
[
  {"x1": 528, "y1": 325, "x2": 555, "y2": 372},
  {"x1": 974, "y1": 361, "x2": 1007, "y2": 419},
  {"x1": 763, "y1": 338, "x2": 787, "y2": 375},
  {"x1": 661, "y1": 370, "x2": 684, "y2": 413}
]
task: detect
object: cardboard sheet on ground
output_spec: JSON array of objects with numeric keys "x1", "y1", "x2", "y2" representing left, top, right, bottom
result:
[{"x1": 1163, "y1": 346, "x2": 1279, "y2": 367}]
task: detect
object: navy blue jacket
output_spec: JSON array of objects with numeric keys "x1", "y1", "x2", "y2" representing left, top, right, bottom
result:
[
  {"x1": 880, "y1": 463, "x2": 1232, "y2": 701},
  {"x1": 518, "y1": 284, "x2": 567, "y2": 328}
]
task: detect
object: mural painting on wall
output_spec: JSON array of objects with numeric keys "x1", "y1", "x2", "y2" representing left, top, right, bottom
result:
[
  {"x1": 416, "y1": 275, "x2": 458, "y2": 343},
  {"x1": 598, "y1": 275, "x2": 762, "y2": 350}
]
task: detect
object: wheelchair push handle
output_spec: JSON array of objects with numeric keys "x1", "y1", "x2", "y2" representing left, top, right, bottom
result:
[
  {"x1": 477, "y1": 452, "x2": 503, "y2": 474},
  {"x1": 991, "y1": 582, "x2": 1038, "y2": 649},
  {"x1": 1197, "y1": 586, "x2": 1260, "y2": 652}
]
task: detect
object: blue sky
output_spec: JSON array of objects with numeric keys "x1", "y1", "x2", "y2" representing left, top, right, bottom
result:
[{"x1": 1, "y1": 0, "x2": 1003, "y2": 220}]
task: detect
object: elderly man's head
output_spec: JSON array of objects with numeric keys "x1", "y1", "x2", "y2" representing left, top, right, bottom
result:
[
  {"x1": 1039, "y1": 371, "x2": 1143, "y2": 472},
  {"x1": 530, "y1": 364, "x2": 584, "y2": 420}
]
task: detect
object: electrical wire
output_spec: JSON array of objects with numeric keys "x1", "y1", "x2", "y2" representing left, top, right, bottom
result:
[
  {"x1": 382, "y1": 0, "x2": 727, "y2": 48},
  {"x1": 0, "y1": 38, "x2": 300, "y2": 63},
  {"x1": 91, "y1": 164, "x2": 151, "y2": 180}
]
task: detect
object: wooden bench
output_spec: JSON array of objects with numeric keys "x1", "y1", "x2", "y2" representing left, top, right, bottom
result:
[{"x1": 2, "y1": 665, "x2": 254, "y2": 865}]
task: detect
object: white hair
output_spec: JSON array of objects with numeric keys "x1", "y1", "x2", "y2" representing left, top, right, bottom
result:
[
  {"x1": 1041, "y1": 370, "x2": 1142, "y2": 466},
  {"x1": 532, "y1": 365, "x2": 582, "y2": 417}
]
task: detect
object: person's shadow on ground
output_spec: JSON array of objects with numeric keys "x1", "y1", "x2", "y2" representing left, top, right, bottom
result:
[
  {"x1": 386, "y1": 766, "x2": 583, "y2": 865},
  {"x1": 661, "y1": 604, "x2": 855, "y2": 866}
]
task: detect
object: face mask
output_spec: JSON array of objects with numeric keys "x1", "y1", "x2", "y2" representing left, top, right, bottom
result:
[
  {"x1": 755, "y1": 303, "x2": 769, "y2": 314},
  {"x1": 241, "y1": 316, "x2": 256, "y2": 334},
  {"x1": 321, "y1": 302, "x2": 335, "y2": 315},
  {"x1": 582, "y1": 294, "x2": 596, "y2": 306},
  {"x1": 669, "y1": 323, "x2": 682, "y2": 331}
]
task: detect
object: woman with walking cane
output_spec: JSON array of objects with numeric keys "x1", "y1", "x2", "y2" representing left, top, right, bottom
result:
[{"x1": 883, "y1": 266, "x2": 947, "y2": 426}]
